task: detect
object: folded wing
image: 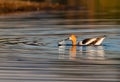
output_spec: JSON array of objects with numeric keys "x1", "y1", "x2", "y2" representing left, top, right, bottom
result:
[{"x1": 78, "y1": 35, "x2": 106, "y2": 45}]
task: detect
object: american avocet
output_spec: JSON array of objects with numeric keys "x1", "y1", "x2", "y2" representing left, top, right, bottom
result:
[{"x1": 58, "y1": 34, "x2": 106, "y2": 46}]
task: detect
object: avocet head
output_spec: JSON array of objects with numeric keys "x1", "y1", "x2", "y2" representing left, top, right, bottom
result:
[
  {"x1": 68, "y1": 34, "x2": 77, "y2": 40},
  {"x1": 67, "y1": 34, "x2": 77, "y2": 45}
]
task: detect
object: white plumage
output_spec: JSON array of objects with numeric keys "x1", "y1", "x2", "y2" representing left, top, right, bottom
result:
[
  {"x1": 78, "y1": 35, "x2": 106, "y2": 46},
  {"x1": 58, "y1": 34, "x2": 106, "y2": 46}
]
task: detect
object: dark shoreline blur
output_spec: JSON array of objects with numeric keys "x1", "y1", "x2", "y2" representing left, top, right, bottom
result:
[
  {"x1": 0, "y1": 0, "x2": 65, "y2": 15},
  {"x1": 0, "y1": 0, "x2": 119, "y2": 19}
]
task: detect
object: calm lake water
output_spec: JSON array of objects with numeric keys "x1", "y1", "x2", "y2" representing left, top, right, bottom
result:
[{"x1": 0, "y1": 11, "x2": 120, "y2": 82}]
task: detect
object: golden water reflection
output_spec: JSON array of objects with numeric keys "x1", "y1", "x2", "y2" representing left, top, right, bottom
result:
[{"x1": 59, "y1": 45, "x2": 105, "y2": 60}]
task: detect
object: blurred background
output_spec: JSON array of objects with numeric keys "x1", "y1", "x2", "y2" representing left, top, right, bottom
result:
[{"x1": 0, "y1": 0, "x2": 120, "y2": 20}]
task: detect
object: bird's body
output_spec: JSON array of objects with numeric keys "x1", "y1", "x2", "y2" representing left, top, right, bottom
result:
[
  {"x1": 58, "y1": 34, "x2": 106, "y2": 46},
  {"x1": 78, "y1": 35, "x2": 106, "y2": 46}
]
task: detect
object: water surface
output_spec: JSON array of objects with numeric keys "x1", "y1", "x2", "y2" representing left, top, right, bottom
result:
[{"x1": 0, "y1": 11, "x2": 119, "y2": 82}]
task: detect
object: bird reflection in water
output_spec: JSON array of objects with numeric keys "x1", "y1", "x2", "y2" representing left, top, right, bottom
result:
[
  {"x1": 79, "y1": 46, "x2": 105, "y2": 60},
  {"x1": 69, "y1": 46, "x2": 76, "y2": 60},
  {"x1": 58, "y1": 45, "x2": 105, "y2": 60},
  {"x1": 58, "y1": 46, "x2": 66, "y2": 59}
]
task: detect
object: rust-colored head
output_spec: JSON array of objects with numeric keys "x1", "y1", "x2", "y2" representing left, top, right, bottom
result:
[{"x1": 68, "y1": 34, "x2": 77, "y2": 45}]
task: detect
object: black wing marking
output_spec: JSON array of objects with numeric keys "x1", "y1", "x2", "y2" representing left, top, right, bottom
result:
[{"x1": 82, "y1": 38, "x2": 93, "y2": 44}]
